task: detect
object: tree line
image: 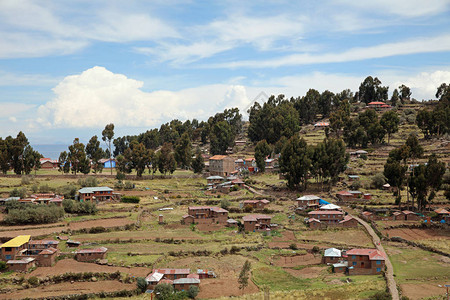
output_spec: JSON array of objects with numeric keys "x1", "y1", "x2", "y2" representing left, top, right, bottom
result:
[{"x1": 0, "y1": 131, "x2": 42, "y2": 175}]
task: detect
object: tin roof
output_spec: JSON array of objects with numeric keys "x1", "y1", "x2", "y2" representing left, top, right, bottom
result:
[
  {"x1": 7, "y1": 257, "x2": 35, "y2": 264},
  {"x1": 297, "y1": 195, "x2": 320, "y2": 201},
  {"x1": 173, "y1": 278, "x2": 200, "y2": 284},
  {"x1": 308, "y1": 210, "x2": 343, "y2": 215},
  {"x1": 75, "y1": 247, "x2": 107, "y2": 254},
  {"x1": 29, "y1": 240, "x2": 59, "y2": 246},
  {"x1": 1, "y1": 235, "x2": 31, "y2": 248},
  {"x1": 154, "y1": 268, "x2": 190, "y2": 275},
  {"x1": 324, "y1": 248, "x2": 341, "y2": 257},
  {"x1": 78, "y1": 187, "x2": 113, "y2": 194},
  {"x1": 346, "y1": 249, "x2": 386, "y2": 260}
]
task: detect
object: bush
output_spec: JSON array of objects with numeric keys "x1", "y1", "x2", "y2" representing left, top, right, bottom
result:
[
  {"x1": 312, "y1": 246, "x2": 320, "y2": 253},
  {"x1": 243, "y1": 205, "x2": 253, "y2": 213},
  {"x1": 371, "y1": 173, "x2": 386, "y2": 189},
  {"x1": 350, "y1": 180, "x2": 361, "y2": 190},
  {"x1": 187, "y1": 285, "x2": 199, "y2": 299},
  {"x1": 124, "y1": 181, "x2": 134, "y2": 190},
  {"x1": 10, "y1": 187, "x2": 27, "y2": 198},
  {"x1": 56, "y1": 184, "x2": 77, "y2": 199},
  {"x1": 121, "y1": 196, "x2": 140, "y2": 204},
  {"x1": 78, "y1": 177, "x2": 98, "y2": 187},
  {"x1": 369, "y1": 291, "x2": 392, "y2": 300},
  {"x1": 39, "y1": 184, "x2": 52, "y2": 193},
  {"x1": 21, "y1": 176, "x2": 32, "y2": 185},
  {"x1": 0, "y1": 261, "x2": 6, "y2": 270},
  {"x1": 220, "y1": 199, "x2": 230, "y2": 210},
  {"x1": 136, "y1": 277, "x2": 147, "y2": 293},
  {"x1": 27, "y1": 276, "x2": 39, "y2": 286},
  {"x1": 116, "y1": 172, "x2": 126, "y2": 181},
  {"x1": 4, "y1": 203, "x2": 64, "y2": 225},
  {"x1": 289, "y1": 243, "x2": 298, "y2": 250},
  {"x1": 154, "y1": 283, "x2": 174, "y2": 300},
  {"x1": 63, "y1": 199, "x2": 97, "y2": 215},
  {"x1": 359, "y1": 153, "x2": 368, "y2": 160},
  {"x1": 31, "y1": 183, "x2": 39, "y2": 193}
]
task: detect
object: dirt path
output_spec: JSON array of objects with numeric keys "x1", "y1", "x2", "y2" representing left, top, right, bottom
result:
[{"x1": 352, "y1": 215, "x2": 399, "y2": 300}]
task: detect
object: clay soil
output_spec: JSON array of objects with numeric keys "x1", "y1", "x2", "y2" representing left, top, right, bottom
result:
[
  {"x1": 197, "y1": 276, "x2": 259, "y2": 298},
  {"x1": 384, "y1": 228, "x2": 450, "y2": 241},
  {"x1": 400, "y1": 282, "x2": 448, "y2": 300},
  {"x1": 0, "y1": 280, "x2": 135, "y2": 299},
  {"x1": 26, "y1": 259, "x2": 150, "y2": 278},
  {"x1": 284, "y1": 266, "x2": 328, "y2": 278},
  {"x1": 68, "y1": 217, "x2": 134, "y2": 230},
  {"x1": 273, "y1": 253, "x2": 322, "y2": 268}
]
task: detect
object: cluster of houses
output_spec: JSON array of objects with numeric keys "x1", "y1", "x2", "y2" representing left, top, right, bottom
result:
[
  {"x1": 323, "y1": 247, "x2": 386, "y2": 275},
  {"x1": 296, "y1": 195, "x2": 358, "y2": 229},
  {"x1": 205, "y1": 175, "x2": 245, "y2": 192},
  {"x1": 363, "y1": 207, "x2": 450, "y2": 223},
  {"x1": 207, "y1": 155, "x2": 279, "y2": 177},
  {"x1": 39, "y1": 158, "x2": 116, "y2": 170},
  {"x1": 145, "y1": 268, "x2": 215, "y2": 292},
  {"x1": 0, "y1": 235, "x2": 108, "y2": 272},
  {"x1": 181, "y1": 204, "x2": 277, "y2": 232},
  {"x1": 367, "y1": 101, "x2": 392, "y2": 111},
  {"x1": 0, "y1": 193, "x2": 64, "y2": 206}
]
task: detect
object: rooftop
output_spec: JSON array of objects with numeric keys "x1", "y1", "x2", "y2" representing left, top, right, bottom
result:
[
  {"x1": 324, "y1": 248, "x2": 341, "y2": 257},
  {"x1": 1, "y1": 235, "x2": 31, "y2": 248},
  {"x1": 173, "y1": 278, "x2": 200, "y2": 284},
  {"x1": 78, "y1": 187, "x2": 113, "y2": 194},
  {"x1": 75, "y1": 247, "x2": 108, "y2": 254},
  {"x1": 308, "y1": 210, "x2": 343, "y2": 215},
  {"x1": 346, "y1": 249, "x2": 386, "y2": 260},
  {"x1": 297, "y1": 195, "x2": 320, "y2": 201}
]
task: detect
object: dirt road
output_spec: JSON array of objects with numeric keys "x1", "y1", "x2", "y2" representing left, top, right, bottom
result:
[{"x1": 352, "y1": 215, "x2": 399, "y2": 300}]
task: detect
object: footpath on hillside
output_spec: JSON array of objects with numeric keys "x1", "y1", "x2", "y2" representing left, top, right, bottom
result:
[{"x1": 352, "y1": 215, "x2": 400, "y2": 300}]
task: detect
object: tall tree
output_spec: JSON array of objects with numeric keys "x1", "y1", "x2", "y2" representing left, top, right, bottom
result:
[
  {"x1": 238, "y1": 260, "x2": 251, "y2": 293},
  {"x1": 210, "y1": 120, "x2": 233, "y2": 155},
  {"x1": 68, "y1": 138, "x2": 87, "y2": 175},
  {"x1": 158, "y1": 143, "x2": 176, "y2": 175},
  {"x1": 318, "y1": 90, "x2": 334, "y2": 118},
  {"x1": 279, "y1": 136, "x2": 312, "y2": 190},
  {"x1": 380, "y1": 110, "x2": 399, "y2": 143},
  {"x1": 129, "y1": 141, "x2": 152, "y2": 177},
  {"x1": 23, "y1": 146, "x2": 42, "y2": 175},
  {"x1": 255, "y1": 140, "x2": 272, "y2": 172},
  {"x1": 390, "y1": 88, "x2": 400, "y2": 107},
  {"x1": 398, "y1": 84, "x2": 411, "y2": 103},
  {"x1": 191, "y1": 149, "x2": 205, "y2": 174},
  {"x1": 102, "y1": 123, "x2": 115, "y2": 175},
  {"x1": 86, "y1": 135, "x2": 104, "y2": 174},
  {"x1": 174, "y1": 132, "x2": 192, "y2": 169},
  {"x1": 58, "y1": 151, "x2": 70, "y2": 173}
]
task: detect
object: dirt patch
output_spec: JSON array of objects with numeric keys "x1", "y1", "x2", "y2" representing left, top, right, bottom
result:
[
  {"x1": 268, "y1": 241, "x2": 328, "y2": 250},
  {"x1": 273, "y1": 253, "x2": 322, "y2": 268},
  {"x1": 0, "y1": 280, "x2": 135, "y2": 299},
  {"x1": 196, "y1": 223, "x2": 226, "y2": 232},
  {"x1": 197, "y1": 277, "x2": 259, "y2": 298},
  {"x1": 120, "y1": 190, "x2": 157, "y2": 196},
  {"x1": 68, "y1": 218, "x2": 134, "y2": 230},
  {"x1": 384, "y1": 228, "x2": 450, "y2": 241},
  {"x1": 26, "y1": 259, "x2": 149, "y2": 278},
  {"x1": 284, "y1": 266, "x2": 327, "y2": 278},
  {"x1": 272, "y1": 230, "x2": 296, "y2": 242},
  {"x1": 401, "y1": 282, "x2": 447, "y2": 300}
]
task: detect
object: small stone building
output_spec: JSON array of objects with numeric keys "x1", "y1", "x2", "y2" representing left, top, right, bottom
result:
[{"x1": 75, "y1": 247, "x2": 107, "y2": 262}]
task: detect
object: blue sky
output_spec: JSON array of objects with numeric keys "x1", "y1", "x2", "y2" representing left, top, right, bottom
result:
[{"x1": 1, "y1": 0, "x2": 450, "y2": 145}]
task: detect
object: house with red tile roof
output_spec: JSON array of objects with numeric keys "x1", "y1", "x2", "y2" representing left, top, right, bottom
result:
[
  {"x1": 347, "y1": 249, "x2": 386, "y2": 275},
  {"x1": 74, "y1": 247, "x2": 107, "y2": 262},
  {"x1": 145, "y1": 268, "x2": 201, "y2": 291},
  {"x1": 307, "y1": 210, "x2": 344, "y2": 225},
  {"x1": 243, "y1": 199, "x2": 270, "y2": 210},
  {"x1": 209, "y1": 155, "x2": 235, "y2": 176},
  {"x1": 182, "y1": 206, "x2": 229, "y2": 225},
  {"x1": 243, "y1": 214, "x2": 272, "y2": 232},
  {"x1": 336, "y1": 191, "x2": 355, "y2": 201}
]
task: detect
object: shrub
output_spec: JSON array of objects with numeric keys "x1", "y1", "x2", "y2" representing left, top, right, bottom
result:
[
  {"x1": 350, "y1": 180, "x2": 361, "y2": 190},
  {"x1": 360, "y1": 153, "x2": 368, "y2": 160},
  {"x1": 4, "y1": 204, "x2": 64, "y2": 225},
  {"x1": 289, "y1": 243, "x2": 298, "y2": 250},
  {"x1": 21, "y1": 176, "x2": 32, "y2": 185},
  {"x1": 116, "y1": 172, "x2": 126, "y2": 181},
  {"x1": 124, "y1": 181, "x2": 134, "y2": 190},
  {"x1": 78, "y1": 177, "x2": 98, "y2": 187},
  {"x1": 27, "y1": 276, "x2": 39, "y2": 286},
  {"x1": 10, "y1": 187, "x2": 27, "y2": 198},
  {"x1": 31, "y1": 183, "x2": 39, "y2": 193},
  {"x1": 121, "y1": 196, "x2": 140, "y2": 203},
  {"x1": 39, "y1": 184, "x2": 52, "y2": 193},
  {"x1": 371, "y1": 173, "x2": 386, "y2": 189},
  {"x1": 154, "y1": 283, "x2": 174, "y2": 299},
  {"x1": 0, "y1": 261, "x2": 6, "y2": 270},
  {"x1": 312, "y1": 246, "x2": 320, "y2": 253},
  {"x1": 220, "y1": 199, "x2": 230, "y2": 210},
  {"x1": 89, "y1": 226, "x2": 107, "y2": 233},
  {"x1": 63, "y1": 199, "x2": 97, "y2": 215},
  {"x1": 243, "y1": 205, "x2": 253, "y2": 213},
  {"x1": 230, "y1": 246, "x2": 240, "y2": 254},
  {"x1": 56, "y1": 184, "x2": 77, "y2": 199},
  {"x1": 369, "y1": 291, "x2": 392, "y2": 300},
  {"x1": 136, "y1": 277, "x2": 147, "y2": 293},
  {"x1": 187, "y1": 285, "x2": 199, "y2": 299}
]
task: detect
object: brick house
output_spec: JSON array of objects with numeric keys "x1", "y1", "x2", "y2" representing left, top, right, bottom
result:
[
  {"x1": 40, "y1": 158, "x2": 58, "y2": 169},
  {"x1": 402, "y1": 210, "x2": 420, "y2": 221},
  {"x1": 242, "y1": 214, "x2": 272, "y2": 232},
  {"x1": 16, "y1": 247, "x2": 58, "y2": 267},
  {"x1": 0, "y1": 235, "x2": 30, "y2": 261},
  {"x1": 362, "y1": 211, "x2": 375, "y2": 220},
  {"x1": 206, "y1": 176, "x2": 224, "y2": 186},
  {"x1": 306, "y1": 218, "x2": 323, "y2": 229},
  {"x1": 28, "y1": 240, "x2": 59, "y2": 251},
  {"x1": 75, "y1": 247, "x2": 107, "y2": 262},
  {"x1": 336, "y1": 191, "x2": 354, "y2": 201},
  {"x1": 182, "y1": 206, "x2": 229, "y2": 224},
  {"x1": 368, "y1": 101, "x2": 386, "y2": 109},
  {"x1": 6, "y1": 257, "x2": 36, "y2": 272},
  {"x1": 173, "y1": 278, "x2": 200, "y2": 291},
  {"x1": 243, "y1": 199, "x2": 270, "y2": 210},
  {"x1": 145, "y1": 269, "x2": 193, "y2": 290},
  {"x1": 323, "y1": 248, "x2": 342, "y2": 264},
  {"x1": 30, "y1": 194, "x2": 64, "y2": 207},
  {"x1": 333, "y1": 261, "x2": 348, "y2": 273},
  {"x1": 347, "y1": 249, "x2": 386, "y2": 275},
  {"x1": 296, "y1": 195, "x2": 320, "y2": 210},
  {"x1": 339, "y1": 215, "x2": 358, "y2": 228},
  {"x1": 307, "y1": 211, "x2": 344, "y2": 225},
  {"x1": 78, "y1": 187, "x2": 116, "y2": 202},
  {"x1": 209, "y1": 155, "x2": 235, "y2": 177}
]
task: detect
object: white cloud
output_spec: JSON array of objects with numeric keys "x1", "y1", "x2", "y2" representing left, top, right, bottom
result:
[
  {"x1": 208, "y1": 34, "x2": 450, "y2": 68},
  {"x1": 36, "y1": 66, "x2": 252, "y2": 129},
  {"x1": 0, "y1": 102, "x2": 35, "y2": 118},
  {"x1": 0, "y1": 70, "x2": 60, "y2": 86}
]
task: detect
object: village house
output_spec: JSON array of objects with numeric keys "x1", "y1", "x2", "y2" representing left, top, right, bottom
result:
[
  {"x1": 314, "y1": 122, "x2": 329, "y2": 129},
  {"x1": 6, "y1": 257, "x2": 36, "y2": 272},
  {"x1": 348, "y1": 191, "x2": 363, "y2": 198},
  {"x1": 145, "y1": 268, "x2": 197, "y2": 291},
  {"x1": 99, "y1": 158, "x2": 116, "y2": 168},
  {"x1": 347, "y1": 249, "x2": 386, "y2": 275},
  {"x1": 231, "y1": 178, "x2": 245, "y2": 187},
  {"x1": 242, "y1": 214, "x2": 272, "y2": 232},
  {"x1": 197, "y1": 269, "x2": 216, "y2": 279},
  {"x1": 306, "y1": 218, "x2": 322, "y2": 229},
  {"x1": 332, "y1": 261, "x2": 348, "y2": 273},
  {"x1": 307, "y1": 210, "x2": 344, "y2": 225},
  {"x1": 39, "y1": 158, "x2": 59, "y2": 169},
  {"x1": 28, "y1": 240, "x2": 59, "y2": 251},
  {"x1": 323, "y1": 248, "x2": 342, "y2": 264},
  {"x1": 296, "y1": 195, "x2": 321, "y2": 210},
  {"x1": 206, "y1": 176, "x2": 224, "y2": 185},
  {"x1": 244, "y1": 157, "x2": 256, "y2": 172},
  {"x1": 78, "y1": 187, "x2": 117, "y2": 202},
  {"x1": 320, "y1": 204, "x2": 341, "y2": 211},
  {"x1": 209, "y1": 155, "x2": 235, "y2": 177},
  {"x1": 393, "y1": 210, "x2": 420, "y2": 221},
  {"x1": 16, "y1": 247, "x2": 58, "y2": 267},
  {"x1": 336, "y1": 191, "x2": 355, "y2": 201},
  {"x1": 350, "y1": 150, "x2": 368, "y2": 158},
  {"x1": 243, "y1": 199, "x2": 270, "y2": 210},
  {"x1": 367, "y1": 101, "x2": 388, "y2": 109},
  {"x1": 0, "y1": 235, "x2": 30, "y2": 261},
  {"x1": 235, "y1": 158, "x2": 245, "y2": 169},
  {"x1": 182, "y1": 206, "x2": 229, "y2": 224},
  {"x1": 74, "y1": 247, "x2": 107, "y2": 262},
  {"x1": 339, "y1": 215, "x2": 358, "y2": 227},
  {"x1": 434, "y1": 208, "x2": 449, "y2": 222},
  {"x1": 264, "y1": 158, "x2": 278, "y2": 171},
  {"x1": 28, "y1": 193, "x2": 64, "y2": 207},
  {"x1": 173, "y1": 278, "x2": 201, "y2": 291},
  {"x1": 362, "y1": 211, "x2": 376, "y2": 220},
  {"x1": 347, "y1": 175, "x2": 360, "y2": 181}
]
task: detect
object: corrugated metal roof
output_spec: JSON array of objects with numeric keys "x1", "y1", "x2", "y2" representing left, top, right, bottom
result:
[
  {"x1": 1, "y1": 235, "x2": 31, "y2": 248},
  {"x1": 76, "y1": 247, "x2": 107, "y2": 254},
  {"x1": 297, "y1": 195, "x2": 320, "y2": 201},
  {"x1": 173, "y1": 278, "x2": 200, "y2": 284},
  {"x1": 324, "y1": 248, "x2": 341, "y2": 257},
  {"x1": 78, "y1": 187, "x2": 113, "y2": 194}
]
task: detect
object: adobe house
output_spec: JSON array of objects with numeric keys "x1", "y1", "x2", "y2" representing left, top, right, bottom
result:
[
  {"x1": 348, "y1": 191, "x2": 363, "y2": 198},
  {"x1": 226, "y1": 219, "x2": 238, "y2": 227},
  {"x1": 0, "y1": 235, "x2": 31, "y2": 261},
  {"x1": 339, "y1": 215, "x2": 358, "y2": 228},
  {"x1": 16, "y1": 247, "x2": 58, "y2": 267},
  {"x1": 6, "y1": 257, "x2": 36, "y2": 272},
  {"x1": 206, "y1": 176, "x2": 225, "y2": 185},
  {"x1": 173, "y1": 278, "x2": 200, "y2": 291},
  {"x1": 78, "y1": 187, "x2": 116, "y2": 202},
  {"x1": 197, "y1": 269, "x2": 216, "y2": 279},
  {"x1": 347, "y1": 249, "x2": 386, "y2": 275},
  {"x1": 231, "y1": 178, "x2": 245, "y2": 187},
  {"x1": 362, "y1": 211, "x2": 376, "y2": 220},
  {"x1": 314, "y1": 122, "x2": 329, "y2": 129},
  {"x1": 296, "y1": 195, "x2": 320, "y2": 210},
  {"x1": 152, "y1": 269, "x2": 190, "y2": 280},
  {"x1": 242, "y1": 214, "x2": 272, "y2": 232},
  {"x1": 307, "y1": 210, "x2": 344, "y2": 225},
  {"x1": 332, "y1": 261, "x2": 348, "y2": 273},
  {"x1": 75, "y1": 247, "x2": 107, "y2": 262},
  {"x1": 209, "y1": 155, "x2": 235, "y2": 177},
  {"x1": 39, "y1": 158, "x2": 58, "y2": 169},
  {"x1": 182, "y1": 206, "x2": 229, "y2": 224},
  {"x1": 402, "y1": 210, "x2": 420, "y2": 221},
  {"x1": 99, "y1": 158, "x2": 116, "y2": 169},
  {"x1": 323, "y1": 248, "x2": 342, "y2": 264},
  {"x1": 243, "y1": 199, "x2": 270, "y2": 210},
  {"x1": 367, "y1": 101, "x2": 386, "y2": 109},
  {"x1": 336, "y1": 191, "x2": 354, "y2": 201},
  {"x1": 306, "y1": 218, "x2": 322, "y2": 229}
]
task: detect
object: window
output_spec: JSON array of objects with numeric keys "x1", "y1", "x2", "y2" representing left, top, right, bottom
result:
[
  {"x1": 5, "y1": 247, "x2": 11, "y2": 252},
  {"x1": 352, "y1": 255, "x2": 356, "y2": 260},
  {"x1": 376, "y1": 268, "x2": 381, "y2": 272},
  {"x1": 352, "y1": 262, "x2": 357, "y2": 266},
  {"x1": 5, "y1": 255, "x2": 11, "y2": 260},
  {"x1": 376, "y1": 260, "x2": 381, "y2": 265}
]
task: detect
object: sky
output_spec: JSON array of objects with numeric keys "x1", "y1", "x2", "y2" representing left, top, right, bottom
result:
[{"x1": 1, "y1": 0, "x2": 450, "y2": 146}]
